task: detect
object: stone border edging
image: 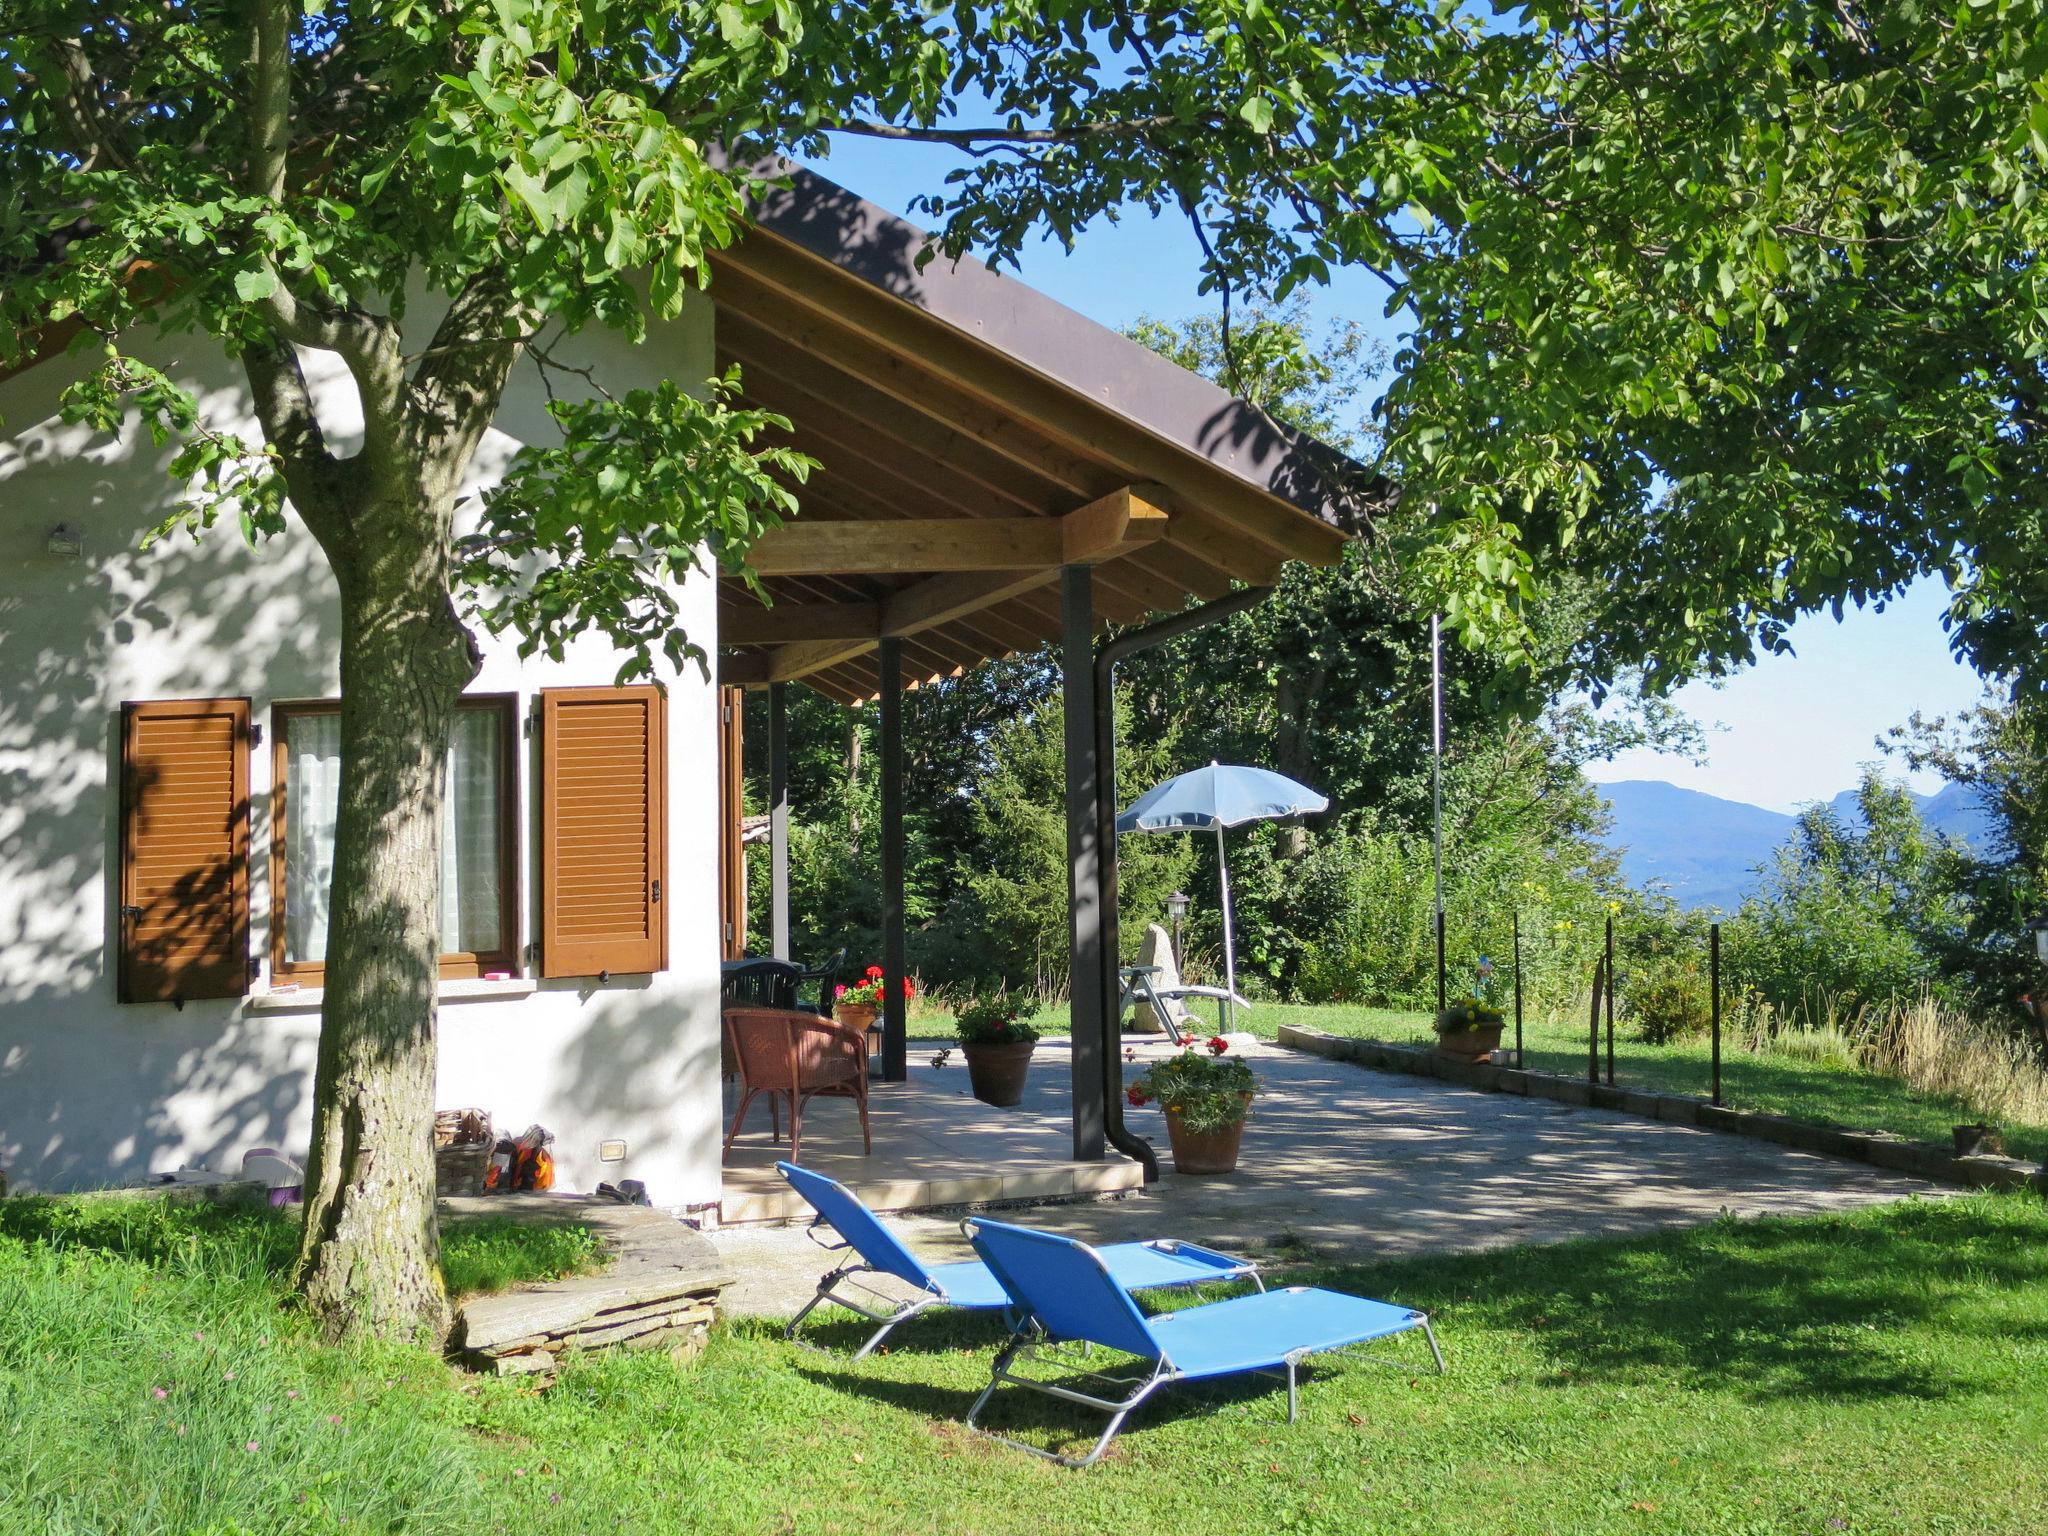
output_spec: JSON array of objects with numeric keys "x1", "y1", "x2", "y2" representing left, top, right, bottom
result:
[{"x1": 1276, "y1": 1024, "x2": 2048, "y2": 1196}]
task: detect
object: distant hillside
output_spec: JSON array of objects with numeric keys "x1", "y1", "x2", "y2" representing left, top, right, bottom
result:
[{"x1": 1597, "y1": 779, "x2": 1995, "y2": 910}]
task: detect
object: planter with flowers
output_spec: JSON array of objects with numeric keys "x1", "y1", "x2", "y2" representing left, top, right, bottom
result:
[
  {"x1": 954, "y1": 994, "x2": 1042, "y2": 1107},
  {"x1": 1433, "y1": 996, "x2": 1506, "y2": 1062},
  {"x1": 1126, "y1": 1038, "x2": 1258, "y2": 1175},
  {"x1": 834, "y1": 965, "x2": 914, "y2": 1043}
]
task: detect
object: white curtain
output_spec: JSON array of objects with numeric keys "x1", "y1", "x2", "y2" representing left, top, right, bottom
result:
[
  {"x1": 283, "y1": 713, "x2": 342, "y2": 964},
  {"x1": 441, "y1": 709, "x2": 503, "y2": 956},
  {"x1": 284, "y1": 708, "x2": 503, "y2": 965}
]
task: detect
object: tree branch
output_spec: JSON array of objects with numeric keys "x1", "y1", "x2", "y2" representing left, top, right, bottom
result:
[
  {"x1": 406, "y1": 269, "x2": 543, "y2": 488},
  {"x1": 822, "y1": 114, "x2": 1208, "y2": 149},
  {"x1": 240, "y1": 0, "x2": 406, "y2": 469},
  {"x1": 240, "y1": 334, "x2": 340, "y2": 534}
]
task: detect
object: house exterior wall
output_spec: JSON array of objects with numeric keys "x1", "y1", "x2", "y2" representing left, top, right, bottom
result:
[{"x1": 0, "y1": 297, "x2": 727, "y2": 1206}]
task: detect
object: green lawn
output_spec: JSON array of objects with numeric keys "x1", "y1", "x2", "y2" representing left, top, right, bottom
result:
[{"x1": 5, "y1": 1192, "x2": 2047, "y2": 1534}]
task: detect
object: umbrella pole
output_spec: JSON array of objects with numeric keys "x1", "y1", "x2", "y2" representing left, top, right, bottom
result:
[{"x1": 1216, "y1": 823, "x2": 1236, "y2": 1029}]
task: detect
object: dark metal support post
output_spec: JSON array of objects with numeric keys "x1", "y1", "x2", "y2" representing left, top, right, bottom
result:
[
  {"x1": 1062, "y1": 566, "x2": 1106, "y2": 1162},
  {"x1": 1512, "y1": 912, "x2": 1524, "y2": 1066},
  {"x1": 1091, "y1": 584, "x2": 1274, "y2": 1184},
  {"x1": 1604, "y1": 913, "x2": 1616, "y2": 1087},
  {"x1": 1435, "y1": 909, "x2": 1447, "y2": 1015},
  {"x1": 1710, "y1": 921, "x2": 1723, "y2": 1107},
  {"x1": 878, "y1": 639, "x2": 908, "y2": 1084},
  {"x1": 769, "y1": 682, "x2": 790, "y2": 962}
]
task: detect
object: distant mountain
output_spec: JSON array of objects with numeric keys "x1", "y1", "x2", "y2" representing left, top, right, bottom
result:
[
  {"x1": 1596, "y1": 778, "x2": 1996, "y2": 910},
  {"x1": 1595, "y1": 782, "x2": 1796, "y2": 911},
  {"x1": 1825, "y1": 781, "x2": 2000, "y2": 850}
]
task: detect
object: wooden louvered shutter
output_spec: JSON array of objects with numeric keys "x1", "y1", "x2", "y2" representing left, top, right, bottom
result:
[
  {"x1": 539, "y1": 685, "x2": 667, "y2": 978},
  {"x1": 118, "y1": 698, "x2": 251, "y2": 1002},
  {"x1": 717, "y1": 686, "x2": 746, "y2": 961}
]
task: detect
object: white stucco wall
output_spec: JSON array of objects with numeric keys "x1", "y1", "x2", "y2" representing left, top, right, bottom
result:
[{"x1": 0, "y1": 295, "x2": 726, "y2": 1206}]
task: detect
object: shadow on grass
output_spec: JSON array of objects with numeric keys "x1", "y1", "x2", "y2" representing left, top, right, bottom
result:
[
  {"x1": 1304, "y1": 1197, "x2": 2043, "y2": 1404},
  {"x1": 790, "y1": 1351, "x2": 1310, "y2": 1463},
  {"x1": 779, "y1": 1197, "x2": 2043, "y2": 1441}
]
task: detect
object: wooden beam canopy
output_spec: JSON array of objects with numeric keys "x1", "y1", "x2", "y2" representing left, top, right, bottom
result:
[{"x1": 743, "y1": 487, "x2": 1169, "y2": 578}]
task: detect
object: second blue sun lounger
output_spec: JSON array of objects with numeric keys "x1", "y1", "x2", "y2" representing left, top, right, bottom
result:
[
  {"x1": 776, "y1": 1161, "x2": 1261, "y2": 1358},
  {"x1": 963, "y1": 1215, "x2": 1444, "y2": 1467}
]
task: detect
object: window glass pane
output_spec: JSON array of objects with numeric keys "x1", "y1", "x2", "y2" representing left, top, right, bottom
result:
[
  {"x1": 441, "y1": 709, "x2": 503, "y2": 955},
  {"x1": 282, "y1": 705, "x2": 505, "y2": 966},
  {"x1": 283, "y1": 713, "x2": 341, "y2": 965}
]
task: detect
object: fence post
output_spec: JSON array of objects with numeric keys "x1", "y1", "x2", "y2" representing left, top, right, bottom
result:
[
  {"x1": 1512, "y1": 911, "x2": 1524, "y2": 1067},
  {"x1": 1588, "y1": 956, "x2": 1603, "y2": 1085},
  {"x1": 1435, "y1": 907, "x2": 1447, "y2": 1015},
  {"x1": 1604, "y1": 913, "x2": 1616, "y2": 1088},
  {"x1": 1710, "y1": 921, "x2": 1722, "y2": 1108}
]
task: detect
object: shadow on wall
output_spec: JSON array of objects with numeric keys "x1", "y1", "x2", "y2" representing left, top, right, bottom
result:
[
  {"x1": 0, "y1": 350, "x2": 338, "y2": 1188},
  {"x1": 537, "y1": 973, "x2": 724, "y2": 1201}
]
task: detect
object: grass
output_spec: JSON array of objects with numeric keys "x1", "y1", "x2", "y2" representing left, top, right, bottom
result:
[
  {"x1": 4, "y1": 1191, "x2": 2047, "y2": 1534},
  {"x1": 0, "y1": 1195, "x2": 602, "y2": 1299}
]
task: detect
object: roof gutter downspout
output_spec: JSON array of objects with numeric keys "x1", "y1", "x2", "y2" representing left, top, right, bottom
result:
[{"x1": 1092, "y1": 585, "x2": 1278, "y2": 1181}]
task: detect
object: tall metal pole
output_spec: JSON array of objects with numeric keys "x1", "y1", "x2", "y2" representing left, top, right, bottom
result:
[
  {"x1": 1512, "y1": 911, "x2": 1524, "y2": 1066},
  {"x1": 1710, "y1": 921, "x2": 1723, "y2": 1107},
  {"x1": 768, "y1": 682, "x2": 790, "y2": 961},
  {"x1": 1431, "y1": 611, "x2": 1446, "y2": 1013},
  {"x1": 877, "y1": 639, "x2": 908, "y2": 1085},
  {"x1": 1604, "y1": 913, "x2": 1617, "y2": 1088}
]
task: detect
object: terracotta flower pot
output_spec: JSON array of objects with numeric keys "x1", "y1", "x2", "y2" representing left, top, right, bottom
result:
[
  {"x1": 1162, "y1": 1094, "x2": 1253, "y2": 1175},
  {"x1": 834, "y1": 1002, "x2": 880, "y2": 1034},
  {"x1": 962, "y1": 1040, "x2": 1036, "y2": 1107},
  {"x1": 1435, "y1": 1021, "x2": 1504, "y2": 1063}
]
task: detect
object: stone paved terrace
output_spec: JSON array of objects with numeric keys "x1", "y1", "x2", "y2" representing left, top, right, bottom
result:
[
  {"x1": 712, "y1": 1036, "x2": 1945, "y2": 1317},
  {"x1": 717, "y1": 1037, "x2": 1153, "y2": 1223}
]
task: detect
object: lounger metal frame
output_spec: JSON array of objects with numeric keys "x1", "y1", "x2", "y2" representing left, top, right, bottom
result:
[
  {"x1": 782, "y1": 1218, "x2": 955, "y2": 1360},
  {"x1": 964, "y1": 1285, "x2": 1447, "y2": 1469}
]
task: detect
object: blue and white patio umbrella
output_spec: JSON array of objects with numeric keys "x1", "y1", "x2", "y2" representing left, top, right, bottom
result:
[{"x1": 1116, "y1": 763, "x2": 1329, "y2": 1022}]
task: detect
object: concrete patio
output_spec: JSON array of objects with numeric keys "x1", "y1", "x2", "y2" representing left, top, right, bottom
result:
[
  {"x1": 717, "y1": 1036, "x2": 1155, "y2": 1223},
  {"x1": 713, "y1": 1036, "x2": 1945, "y2": 1315}
]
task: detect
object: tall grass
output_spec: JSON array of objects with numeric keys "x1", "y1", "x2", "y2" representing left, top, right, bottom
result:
[
  {"x1": 1868, "y1": 996, "x2": 2048, "y2": 1130},
  {"x1": 1753, "y1": 992, "x2": 2048, "y2": 1134}
]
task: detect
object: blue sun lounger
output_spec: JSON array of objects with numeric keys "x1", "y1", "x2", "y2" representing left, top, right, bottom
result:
[
  {"x1": 962, "y1": 1215, "x2": 1444, "y2": 1467},
  {"x1": 776, "y1": 1161, "x2": 1261, "y2": 1359}
]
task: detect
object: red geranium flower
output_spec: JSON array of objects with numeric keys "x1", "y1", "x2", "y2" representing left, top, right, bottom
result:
[
  {"x1": 866, "y1": 964, "x2": 885, "y2": 979},
  {"x1": 1125, "y1": 1085, "x2": 1150, "y2": 1107},
  {"x1": 904, "y1": 979, "x2": 917, "y2": 999},
  {"x1": 1206, "y1": 1036, "x2": 1230, "y2": 1056}
]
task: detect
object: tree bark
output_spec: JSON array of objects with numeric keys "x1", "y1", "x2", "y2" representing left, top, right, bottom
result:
[{"x1": 291, "y1": 486, "x2": 481, "y2": 1342}]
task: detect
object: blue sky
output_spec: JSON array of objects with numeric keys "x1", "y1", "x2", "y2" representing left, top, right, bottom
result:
[{"x1": 800, "y1": 140, "x2": 1989, "y2": 814}]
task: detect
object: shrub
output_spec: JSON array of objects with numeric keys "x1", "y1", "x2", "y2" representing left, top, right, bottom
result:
[
  {"x1": 953, "y1": 992, "x2": 1042, "y2": 1046},
  {"x1": 1127, "y1": 1038, "x2": 1257, "y2": 1131},
  {"x1": 1625, "y1": 953, "x2": 1713, "y2": 1044}
]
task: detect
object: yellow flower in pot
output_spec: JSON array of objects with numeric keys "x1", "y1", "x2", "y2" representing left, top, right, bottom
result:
[{"x1": 1126, "y1": 1038, "x2": 1258, "y2": 1175}]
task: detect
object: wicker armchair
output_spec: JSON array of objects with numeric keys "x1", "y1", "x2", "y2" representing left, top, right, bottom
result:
[{"x1": 722, "y1": 1006, "x2": 872, "y2": 1163}]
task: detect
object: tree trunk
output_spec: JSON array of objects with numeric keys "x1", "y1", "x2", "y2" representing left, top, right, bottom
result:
[{"x1": 293, "y1": 496, "x2": 480, "y2": 1343}]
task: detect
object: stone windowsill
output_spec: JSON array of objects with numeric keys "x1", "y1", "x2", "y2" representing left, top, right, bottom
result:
[{"x1": 245, "y1": 977, "x2": 539, "y2": 1014}]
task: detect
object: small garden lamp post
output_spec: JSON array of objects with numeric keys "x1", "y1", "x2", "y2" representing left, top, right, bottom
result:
[
  {"x1": 2028, "y1": 912, "x2": 2048, "y2": 969},
  {"x1": 1166, "y1": 890, "x2": 1190, "y2": 968}
]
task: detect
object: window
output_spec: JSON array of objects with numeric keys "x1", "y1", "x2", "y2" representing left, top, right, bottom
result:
[{"x1": 270, "y1": 696, "x2": 519, "y2": 982}]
